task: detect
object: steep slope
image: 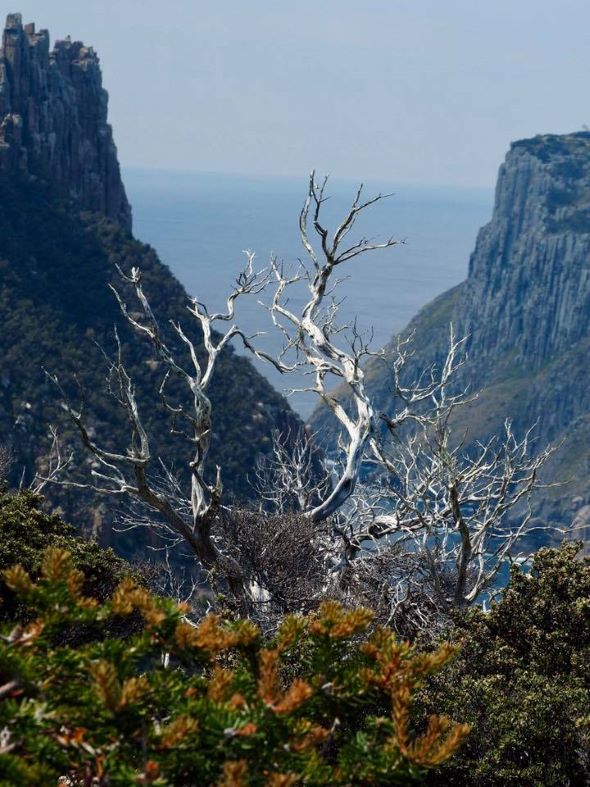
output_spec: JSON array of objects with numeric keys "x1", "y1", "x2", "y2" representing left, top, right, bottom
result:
[
  {"x1": 0, "y1": 15, "x2": 298, "y2": 550},
  {"x1": 310, "y1": 132, "x2": 590, "y2": 533}
]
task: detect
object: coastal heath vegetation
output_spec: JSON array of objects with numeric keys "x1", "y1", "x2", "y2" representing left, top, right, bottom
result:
[{"x1": 0, "y1": 544, "x2": 468, "y2": 786}]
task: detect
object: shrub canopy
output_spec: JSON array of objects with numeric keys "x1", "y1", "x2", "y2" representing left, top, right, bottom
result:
[
  {"x1": 422, "y1": 543, "x2": 590, "y2": 786},
  {"x1": 0, "y1": 548, "x2": 468, "y2": 786}
]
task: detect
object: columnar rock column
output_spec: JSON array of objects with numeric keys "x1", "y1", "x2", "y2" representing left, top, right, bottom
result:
[{"x1": 0, "y1": 13, "x2": 132, "y2": 231}]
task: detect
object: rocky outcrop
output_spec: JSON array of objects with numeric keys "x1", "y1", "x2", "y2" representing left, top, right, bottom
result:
[
  {"x1": 310, "y1": 132, "x2": 590, "y2": 532},
  {"x1": 0, "y1": 13, "x2": 131, "y2": 230},
  {"x1": 460, "y1": 133, "x2": 590, "y2": 373}
]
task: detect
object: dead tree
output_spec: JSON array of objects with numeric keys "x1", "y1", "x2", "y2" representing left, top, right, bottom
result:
[
  {"x1": 329, "y1": 407, "x2": 556, "y2": 633},
  {"x1": 253, "y1": 428, "x2": 330, "y2": 514},
  {"x1": 47, "y1": 173, "x2": 555, "y2": 624},
  {"x1": 46, "y1": 254, "x2": 288, "y2": 605}
]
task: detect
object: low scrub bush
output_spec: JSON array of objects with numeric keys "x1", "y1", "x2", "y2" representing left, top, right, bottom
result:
[
  {"x1": 0, "y1": 548, "x2": 468, "y2": 785},
  {"x1": 0, "y1": 490, "x2": 132, "y2": 623},
  {"x1": 422, "y1": 543, "x2": 590, "y2": 786}
]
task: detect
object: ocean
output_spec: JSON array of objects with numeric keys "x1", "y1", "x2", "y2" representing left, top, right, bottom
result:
[{"x1": 124, "y1": 169, "x2": 493, "y2": 418}]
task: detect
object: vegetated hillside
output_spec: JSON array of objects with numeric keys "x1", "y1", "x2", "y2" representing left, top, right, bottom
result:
[
  {"x1": 0, "y1": 15, "x2": 298, "y2": 553},
  {"x1": 310, "y1": 132, "x2": 590, "y2": 539},
  {"x1": 0, "y1": 175, "x2": 296, "y2": 523}
]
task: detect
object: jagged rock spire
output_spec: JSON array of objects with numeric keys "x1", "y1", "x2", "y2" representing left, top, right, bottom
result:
[{"x1": 0, "y1": 13, "x2": 132, "y2": 231}]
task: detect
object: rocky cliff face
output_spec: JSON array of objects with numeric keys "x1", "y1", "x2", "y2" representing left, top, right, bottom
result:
[
  {"x1": 0, "y1": 16, "x2": 299, "y2": 553},
  {"x1": 310, "y1": 132, "x2": 590, "y2": 533},
  {"x1": 460, "y1": 133, "x2": 590, "y2": 374},
  {"x1": 0, "y1": 13, "x2": 131, "y2": 230}
]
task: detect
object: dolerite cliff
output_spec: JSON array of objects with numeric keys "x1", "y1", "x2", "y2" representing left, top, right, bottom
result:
[
  {"x1": 461, "y1": 133, "x2": 590, "y2": 375},
  {"x1": 0, "y1": 15, "x2": 298, "y2": 552},
  {"x1": 0, "y1": 13, "x2": 131, "y2": 229},
  {"x1": 310, "y1": 132, "x2": 590, "y2": 536}
]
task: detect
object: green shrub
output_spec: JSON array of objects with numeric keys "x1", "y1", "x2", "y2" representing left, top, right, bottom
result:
[
  {"x1": 0, "y1": 490, "x2": 131, "y2": 622},
  {"x1": 422, "y1": 543, "x2": 590, "y2": 786},
  {"x1": 0, "y1": 549, "x2": 469, "y2": 785}
]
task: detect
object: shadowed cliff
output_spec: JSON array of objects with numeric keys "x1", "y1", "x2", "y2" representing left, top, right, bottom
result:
[{"x1": 0, "y1": 14, "x2": 299, "y2": 553}]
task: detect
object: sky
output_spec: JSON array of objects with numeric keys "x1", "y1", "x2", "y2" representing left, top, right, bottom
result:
[{"x1": 5, "y1": 1, "x2": 590, "y2": 188}]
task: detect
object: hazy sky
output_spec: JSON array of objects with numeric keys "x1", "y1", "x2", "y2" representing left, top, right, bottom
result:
[{"x1": 6, "y1": 1, "x2": 590, "y2": 187}]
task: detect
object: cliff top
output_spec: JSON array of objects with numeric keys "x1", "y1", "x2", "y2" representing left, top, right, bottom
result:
[
  {"x1": 511, "y1": 131, "x2": 590, "y2": 161},
  {"x1": 0, "y1": 13, "x2": 131, "y2": 230}
]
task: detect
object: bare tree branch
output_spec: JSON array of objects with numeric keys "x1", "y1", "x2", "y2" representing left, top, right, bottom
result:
[{"x1": 42, "y1": 172, "x2": 557, "y2": 629}]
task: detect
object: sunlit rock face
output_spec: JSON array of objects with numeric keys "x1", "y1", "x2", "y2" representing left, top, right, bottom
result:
[
  {"x1": 310, "y1": 132, "x2": 590, "y2": 531},
  {"x1": 0, "y1": 13, "x2": 131, "y2": 231},
  {"x1": 460, "y1": 133, "x2": 590, "y2": 371}
]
